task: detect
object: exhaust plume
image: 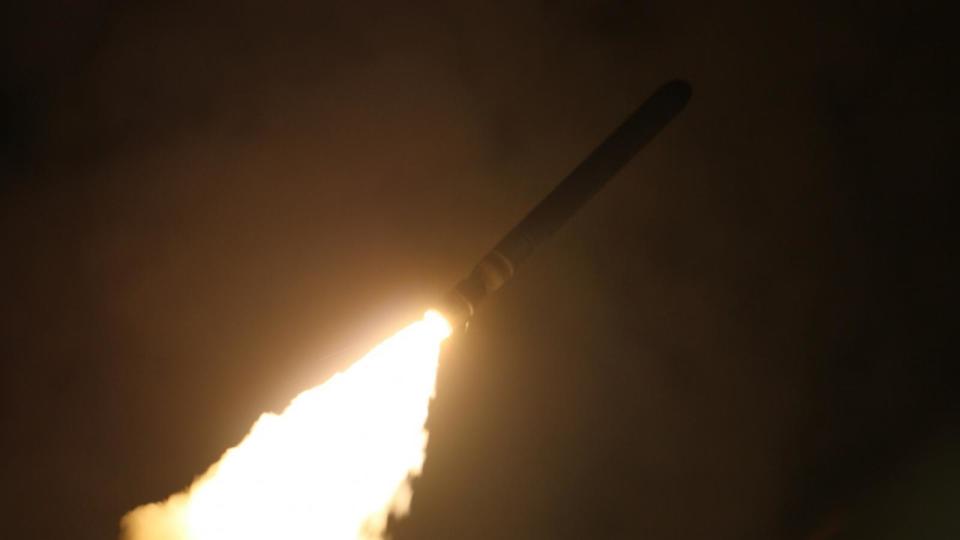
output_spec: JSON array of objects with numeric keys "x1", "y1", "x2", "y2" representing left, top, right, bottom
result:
[{"x1": 121, "y1": 310, "x2": 452, "y2": 540}]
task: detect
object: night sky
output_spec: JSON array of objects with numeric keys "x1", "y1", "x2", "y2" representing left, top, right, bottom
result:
[{"x1": 2, "y1": 1, "x2": 957, "y2": 538}]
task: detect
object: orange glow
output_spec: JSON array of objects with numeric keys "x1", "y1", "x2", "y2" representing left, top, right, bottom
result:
[{"x1": 121, "y1": 311, "x2": 452, "y2": 540}]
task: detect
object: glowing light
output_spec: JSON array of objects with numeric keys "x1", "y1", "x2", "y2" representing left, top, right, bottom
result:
[{"x1": 121, "y1": 310, "x2": 452, "y2": 540}]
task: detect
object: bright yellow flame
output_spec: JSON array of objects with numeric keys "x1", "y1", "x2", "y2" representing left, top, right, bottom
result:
[{"x1": 121, "y1": 310, "x2": 452, "y2": 540}]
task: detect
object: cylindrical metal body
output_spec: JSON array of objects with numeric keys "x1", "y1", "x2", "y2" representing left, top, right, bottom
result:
[{"x1": 441, "y1": 80, "x2": 692, "y2": 327}]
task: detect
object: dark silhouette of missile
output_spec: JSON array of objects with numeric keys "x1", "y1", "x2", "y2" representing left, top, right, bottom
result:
[{"x1": 439, "y1": 79, "x2": 692, "y2": 328}]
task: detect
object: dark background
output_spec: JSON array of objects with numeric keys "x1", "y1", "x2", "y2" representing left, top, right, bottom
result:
[{"x1": 2, "y1": 1, "x2": 957, "y2": 538}]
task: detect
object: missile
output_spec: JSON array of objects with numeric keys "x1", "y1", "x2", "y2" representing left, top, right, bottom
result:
[{"x1": 438, "y1": 79, "x2": 692, "y2": 329}]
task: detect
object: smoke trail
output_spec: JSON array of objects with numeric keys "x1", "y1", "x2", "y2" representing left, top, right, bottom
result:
[{"x1": 121, "y1": 311, "x2": 452, "y2": 540}]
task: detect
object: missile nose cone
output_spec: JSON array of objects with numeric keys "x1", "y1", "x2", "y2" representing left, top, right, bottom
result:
[
  {"x1": 645, "y1": 79, "x2": 692, "y2": 126},
  {"x1": 661, "y1": 79, "x2": 693, "y2": 106}
]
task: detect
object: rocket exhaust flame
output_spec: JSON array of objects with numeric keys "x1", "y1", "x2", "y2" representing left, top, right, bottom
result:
[{"x1": 121, "y1": 311, "x2": 452, "y2": 540}]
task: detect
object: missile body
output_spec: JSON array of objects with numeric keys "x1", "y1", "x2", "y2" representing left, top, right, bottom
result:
[{"x1": 440, "y1": 80, "x2": 692, "y2": 328}]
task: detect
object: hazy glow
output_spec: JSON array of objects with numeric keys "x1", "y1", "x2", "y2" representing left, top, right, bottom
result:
[{"x1": 121, "y1": 310, "x2": 452, "y2": 540}]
